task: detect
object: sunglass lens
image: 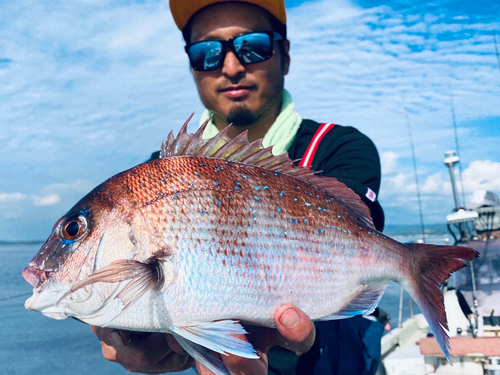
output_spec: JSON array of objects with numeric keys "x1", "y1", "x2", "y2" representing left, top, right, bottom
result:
[
  {"x1": 234, "y1": 33, "x2": 272, "y2": 64},
  {"x1": 188, "y1": 41, "x2": 223, "y2": 71}
]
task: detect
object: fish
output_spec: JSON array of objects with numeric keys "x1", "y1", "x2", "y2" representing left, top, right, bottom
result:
[{"x1": 23, "y1": 115, "x2": 478, "y2": 374}]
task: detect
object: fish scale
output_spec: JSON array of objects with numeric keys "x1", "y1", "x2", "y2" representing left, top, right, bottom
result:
[
  {"x1": 121, "y1": 161, "x2": 393, "y2": 327},
  {"x1": 23, "y1": 119, "x2": 479, "y2": 374}
]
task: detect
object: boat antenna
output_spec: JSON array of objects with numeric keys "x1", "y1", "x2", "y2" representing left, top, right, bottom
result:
[
  {"x1": 402, "y1": 97, "x2": 426, "y2": 242},
  {"x1": 494, "y1": 30, "x2": 500, "y2": 75},
  {"x1": 449, "y1": 84, "x2": 466, "y2": 208}
]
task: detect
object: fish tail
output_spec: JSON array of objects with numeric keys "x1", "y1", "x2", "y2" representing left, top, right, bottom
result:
[{"x1": 401, "y1": 243, "x2": 478, "y2": 364}]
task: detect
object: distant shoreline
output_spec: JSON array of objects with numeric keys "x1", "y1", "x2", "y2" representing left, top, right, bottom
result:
[{"x1": 0, "y1": 240, "x2": 44, "y2": 245}]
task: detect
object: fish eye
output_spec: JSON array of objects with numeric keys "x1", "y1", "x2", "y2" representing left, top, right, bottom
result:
[{"x1": 60, "y1": 214, "x2": 88, "y2": 241}]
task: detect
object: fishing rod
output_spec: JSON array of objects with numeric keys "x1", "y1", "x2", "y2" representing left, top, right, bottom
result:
[
  {"x1": 0, "y1": 292, "x2": 32, "y2": 303},
  {"x1": 402, "y1": 97, "x2": 426, "y2": 243}
]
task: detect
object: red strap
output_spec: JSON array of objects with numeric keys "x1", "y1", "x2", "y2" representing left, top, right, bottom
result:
[{"x1": 299, "y1": 123, "x2": 336, "y2": 169}]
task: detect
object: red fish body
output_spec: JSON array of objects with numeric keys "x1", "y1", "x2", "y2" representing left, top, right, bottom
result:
[{"x1": 23, "y1": 118, "x2": 478, "y2": 374}]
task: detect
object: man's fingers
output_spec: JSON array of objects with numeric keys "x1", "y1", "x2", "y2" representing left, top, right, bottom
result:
[
  {"x1": 166, "y1": 333, "x2": 187, "y2": 354},
  {"x1": 93, "y1": 328, "x2": 191, "y2": 374},
  {"x1": 195, "y1": 333, "x2": 267, "y2": 375},
  {"x1": 274, "y1": 305, "x2": 315, "y2": 355},
  {"x1": 91, "y1": 326, "x2": 132, "y2": 347},
  {"x1": 108, "y1": 333, "x2": 174, "y2": 372}
]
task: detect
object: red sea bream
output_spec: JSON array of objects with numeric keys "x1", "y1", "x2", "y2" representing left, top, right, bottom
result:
[{"x1": 23, "y1": 116, "x2": 478, "y2": 374}]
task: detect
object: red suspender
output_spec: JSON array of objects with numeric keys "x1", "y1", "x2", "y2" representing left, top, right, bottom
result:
[{"x1": 298, "y1": 123, "x2": 336, "y2": 169}]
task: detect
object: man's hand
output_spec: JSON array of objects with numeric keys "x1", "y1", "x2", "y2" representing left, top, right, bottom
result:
[
  {"x1": 91, "y1": 304, "x2": 315, "y2": 374},
  {"x1": 91, "y1": 327, "x2": 193, "y2": 374}
]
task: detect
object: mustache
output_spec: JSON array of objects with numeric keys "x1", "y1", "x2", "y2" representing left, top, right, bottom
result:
[{"x1": 217, "y1": 78, "x2": 255, "y2": 90}]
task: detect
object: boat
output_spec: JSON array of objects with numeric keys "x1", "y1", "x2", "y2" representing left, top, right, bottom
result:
[{"x1": 378, "y1": 151, "x2": 500, "y2": 375}]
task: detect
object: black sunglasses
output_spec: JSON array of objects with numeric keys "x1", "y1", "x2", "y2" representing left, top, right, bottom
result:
[{"x1": 185, "y1": 31, "x2": 284, "y2": 72}]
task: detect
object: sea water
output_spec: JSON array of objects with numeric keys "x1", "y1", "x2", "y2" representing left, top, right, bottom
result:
[{"x1": 0, "y1": 229, "x2": 448, "y2": 374}]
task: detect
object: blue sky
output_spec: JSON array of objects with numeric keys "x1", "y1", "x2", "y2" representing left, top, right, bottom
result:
[{"x1": 1, "y1": 0, "x2": 499, "y2": 241}]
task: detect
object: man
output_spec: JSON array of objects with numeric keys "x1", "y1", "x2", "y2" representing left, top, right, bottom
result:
[{"x1": 92, "y1": 1, "x2": 385, "y2": 374}]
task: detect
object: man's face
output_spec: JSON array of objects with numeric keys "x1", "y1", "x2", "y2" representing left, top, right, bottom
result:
[{"x1": 188, "y1": 3, "x2": 290, "y2": 129}]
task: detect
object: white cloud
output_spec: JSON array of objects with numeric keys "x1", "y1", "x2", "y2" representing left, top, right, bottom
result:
[
  {"x1": 40, "y1": 180, "x2": 95, "y2": 195},
  {"x1": 381, "y1": 152, "x2": 399, "y2": 175},
  {"x1": 0, "y1": 192, "x2": 27, "y2": 202},
  {"x1": 462, "y1": 160, "x2": 500, "y2": 192},
  {"x1": 421, "y1": 172, "x2": 451, "y2": 194},
  {"x1": 33, "y1": 193, "x2": 61, "y2": 206}
]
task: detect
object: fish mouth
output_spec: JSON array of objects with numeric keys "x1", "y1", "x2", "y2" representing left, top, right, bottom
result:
[{"x1": 22, "y1": 266, "x2": 51, "y2": 289}]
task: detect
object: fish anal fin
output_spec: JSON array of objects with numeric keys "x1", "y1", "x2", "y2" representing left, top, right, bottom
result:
[{"x1": 318, "y1": 284, "x2": 387, "y2": 321}]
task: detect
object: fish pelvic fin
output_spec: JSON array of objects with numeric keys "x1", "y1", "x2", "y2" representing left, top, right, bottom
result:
[
  {"x1": 170, "y1": 320, "x2": 259, "y2": 375},
  {"x1": 402, "y1": 243, "x2": 479, "y2": 364}
]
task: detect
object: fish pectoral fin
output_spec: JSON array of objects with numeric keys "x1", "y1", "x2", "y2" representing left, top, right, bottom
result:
[
  {"x1": 60, "y1": 256, "x2": 167, "y2": 309},
  {"x1": 317, "y1": 284, "x2": 387, "y2": 320},
  {"x1": 171, "y1": 320, "x2": 259, "y2": 361}
]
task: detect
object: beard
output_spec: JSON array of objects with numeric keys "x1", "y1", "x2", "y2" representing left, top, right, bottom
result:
[{"x1": 226, "y1": 106, "x2": 257, "y2": 127}]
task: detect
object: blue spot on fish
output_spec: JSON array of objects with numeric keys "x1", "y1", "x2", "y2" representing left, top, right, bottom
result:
[
  {"x1": 280, "y1": 191, "x2": 284, "y2": 196},
  {"x1": 214, "y1": 181, "x2": 219, "y2": 185},
  {"x1": 254, "y1": 196, "x2": 260, "y2": 200}
]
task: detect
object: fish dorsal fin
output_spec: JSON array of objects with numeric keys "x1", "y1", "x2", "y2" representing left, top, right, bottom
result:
[{"x1": 160, "y1": 115, "x2": 375, "y2": 229}]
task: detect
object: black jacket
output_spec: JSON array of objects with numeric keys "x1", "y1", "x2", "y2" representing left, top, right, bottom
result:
[{"x1": 289, "y1": 119, "x2": 384, "y2": 231}]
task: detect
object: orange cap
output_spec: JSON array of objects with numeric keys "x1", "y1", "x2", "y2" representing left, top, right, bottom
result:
[{"x1": 169, "y1": 0, "x2": 287, "y2": 31}]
